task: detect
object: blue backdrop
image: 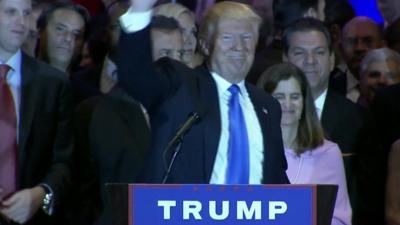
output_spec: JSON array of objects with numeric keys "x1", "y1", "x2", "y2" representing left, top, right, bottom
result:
[{"x1": 348, "y1": 0, "x2": 384, "y2": 24}]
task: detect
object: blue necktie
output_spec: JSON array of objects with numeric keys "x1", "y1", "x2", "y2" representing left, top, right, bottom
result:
[{"x1": 226, "y1": 84, "x2": 249, "y2": 184}]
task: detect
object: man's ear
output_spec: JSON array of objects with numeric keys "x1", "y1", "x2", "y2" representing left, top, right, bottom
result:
[{"x1": 199, "y1": 39, "x2": 210, "y2": 56}]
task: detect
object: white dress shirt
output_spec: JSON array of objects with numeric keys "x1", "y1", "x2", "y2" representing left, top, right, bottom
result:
[
  {"x1": 346, "y1": 71, "x2": 360, "y2": 103},
  {"x1": 314, "y1": 88, "x2": 328, "y2": 120},
  {"x1": 209, "y1": 72, "x2": 264, "y2": 184},
  {"x1": 337, "y1": 62, "x2": 360, "y2": 103}
]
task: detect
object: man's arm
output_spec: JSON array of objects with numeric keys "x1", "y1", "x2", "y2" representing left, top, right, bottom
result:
[
  {"x1": 117, "y1": 0, "x2": 169, "y2": 111},
  {"x1": 0, "y1": 76, "x2": 74, "y2": 224}
]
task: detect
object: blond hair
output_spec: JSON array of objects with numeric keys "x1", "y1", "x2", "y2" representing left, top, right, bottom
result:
[{"x1": 198, "y1": 1, "x2": 261, "y2": 48}]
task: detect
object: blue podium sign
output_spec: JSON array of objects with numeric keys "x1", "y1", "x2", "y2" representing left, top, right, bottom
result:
[{"x1": 128, "y1": 184, "x2": 316, "y2": 225}]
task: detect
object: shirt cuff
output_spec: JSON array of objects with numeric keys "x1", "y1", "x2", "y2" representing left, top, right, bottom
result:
[{"x1": 119, "y1": 7, "x2": 152, "y2": 33}]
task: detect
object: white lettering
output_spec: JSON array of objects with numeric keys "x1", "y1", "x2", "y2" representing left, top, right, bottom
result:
[
  {"x1": 237, "y1": 201, "x2": 262, "y2": 220},
  {"x1": 269, "y1": 201, "x2": 287, "y2": 220},
  {"x1": 183, "y1": 201, "x2": 202, "y2": 220},
  {"x1": 209, "y1": 201, "x2": 229, "y2": 220},
  {"x1": 157, "y1": 200, "x2": 176, "y2": 219}
]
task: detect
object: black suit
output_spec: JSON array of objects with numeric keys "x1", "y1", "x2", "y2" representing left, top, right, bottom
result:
[
  {"x1": 321, "y1": 87, "x2": 384, "y2": 225},
  {"x1": 321, "y1": 88, "x2": 365, "y2": 155},
  {"x1": 72, "y1": 86, "x2": 150, "y2": 225},
  {"x1": 354, "y1": 84, "x2": 400, "y2": 225},
  {"x1": 371, "y1": 84, "x2": 400, "y2": 152},
  {"x1": 69, "y1": 65, "x2": 102, "y2": 105},
  {"x1": 17, "y1": 53, "x2": 73, "y2": 224},
  {"x1": 117, "y1": 26, "x2": 289, "y2": 184}
]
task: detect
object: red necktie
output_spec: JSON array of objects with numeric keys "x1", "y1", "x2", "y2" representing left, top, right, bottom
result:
[{"x1": 0, "y1": 64, "x2": 17, "y2": 199}]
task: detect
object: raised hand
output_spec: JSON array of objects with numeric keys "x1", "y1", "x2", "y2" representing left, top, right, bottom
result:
[{"x1": 129, "y1": 0, "x2": 158, "y2": 12}]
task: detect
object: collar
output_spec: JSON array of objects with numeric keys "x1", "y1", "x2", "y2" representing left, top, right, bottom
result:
[
  {"x1": 210, "y1": 71, "x2": 247, "y2": 98},
  {"x1": 346, "y1": 70, "x2": 359, "y2": 91},
  {"x1": 0, "y1": 50, "x2": 22, "y2": 75},
  {"x1": 315, "y1": 88, "x2": 328, "y2": 113}
]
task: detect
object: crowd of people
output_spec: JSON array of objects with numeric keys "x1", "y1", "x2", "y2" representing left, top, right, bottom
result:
[{"x1": 0, "y1": 0, "x2": 399, "y2": 224}]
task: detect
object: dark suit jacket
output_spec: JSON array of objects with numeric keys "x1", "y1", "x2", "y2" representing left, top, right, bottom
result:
[
  {"x1": 72, "y1": 86, "x2": 150, "y2": 225},
  {"x1": 69, "y1": 65, "x2": 102, "y2": 105},
  {"x1": 321, "y1": 87, "x2": 365, "y2": 155},
  {"x1": 371, "y1": 83, "x2": 400, "y2": 152},
  {"x1": 117, "y1": 26, "x2": 289, "y2": 184},
  {"x1": 328, "y1": 68, "x2": 347, "y2": 96},
  {"x1": 18, "y1": 53, "x2": 73, "y2": 224},
  {"x1": 321, "y1": 87, "x2": 384, "y2": 225}
]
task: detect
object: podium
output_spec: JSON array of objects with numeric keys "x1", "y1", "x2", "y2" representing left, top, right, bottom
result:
[{"x1": 106, "y1": 184, "x2": 337, "y2": 225}]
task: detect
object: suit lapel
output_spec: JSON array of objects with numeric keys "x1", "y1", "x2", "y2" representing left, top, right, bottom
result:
[
  {"x1": 18, "y1": 54, "x2": 36, "y2": 169},
  {"x1": 320, "y1": 88, "x2": 337, "y2": 137},
  {"x1": 196, "y1": 67, "x2": 221, "y2": 182}
]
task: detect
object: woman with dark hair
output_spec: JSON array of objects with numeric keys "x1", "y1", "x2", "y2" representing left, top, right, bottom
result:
[{"x1": 257, "y1": 63, "x2": 352, "y2": 225}]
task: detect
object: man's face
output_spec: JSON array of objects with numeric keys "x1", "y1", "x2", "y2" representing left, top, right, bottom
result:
[
  {"x1": 360, "y1": 59, "x2": 400, "y2": 102},
  {"x1": 22, "y1": 9, "x2": 40, "y2": 57},
  {"x1": 209, "y1": 19, "x2": 258, "y2": 83},
  {"x1": 42, "y1": 8, "x2": 85, "y2": 67},
  {"x1": 284, "y1": 31, "x2": 334, "y2": 97},
  {"x1": 0, "y1": 0, "x2": 31, "y2": 59},
  {"x1": 177, "y1": 12, "x2": 197, "y2": 66},
  {"x1": 151, "y1": 29, "x2": 183, "y2": 62},
  {"x1": 341, "y1": 19, "x2": 383, "y2": 77}
]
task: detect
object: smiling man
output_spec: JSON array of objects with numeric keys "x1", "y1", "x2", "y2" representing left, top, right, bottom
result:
[
  {"x1": 117, "y1": 0, "x2": 289, "y2": 185},
  {"x1": 37, "y1": 2, "x2": 89, "y2": 73}
]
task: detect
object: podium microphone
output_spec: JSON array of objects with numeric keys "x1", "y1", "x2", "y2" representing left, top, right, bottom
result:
[{"x1": 162, "y1": 111, "x2": 201, "y2": 183}]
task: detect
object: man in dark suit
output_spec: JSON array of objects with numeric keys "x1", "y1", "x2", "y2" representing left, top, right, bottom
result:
[
  {"x1": 330, "y1": 17, "x2": 384, "y2": 103},
  {"x1": 117, "y1": 0, "x2": 289, "y2": 184},
  {"x1": 0, "y1": 0, "x2": 73, "y2": 224},
  {"x1": 247, "y1": 0, "x2": 324, "y2": 84},
  {"x1": 282, "y1": 18, "x2": 383, "y2": 225}
]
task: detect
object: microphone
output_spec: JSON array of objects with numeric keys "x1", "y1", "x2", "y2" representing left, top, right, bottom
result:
[{"x1": 162, "y1": 111, "x2": 201, "y2": 183}]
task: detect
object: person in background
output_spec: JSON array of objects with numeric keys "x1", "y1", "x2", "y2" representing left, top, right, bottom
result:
[
  {"x1": 358, "y1": 47, "x2": 400, "y2": 107},
  {"x1": 151, "y1": 15, "x2": 184, "y2": 61},
  {"x1": 247, "y1": 0, "x2": 325, "y2": 84},
  {"x1": 333, "y1": 16, "x2": 384, "y2": 102},
  {"x1": 258, "y1": 62, "x2": 351, "y2": 225},
  {"x1": 154, "y1": 2, "x2": 203, "y2": 68},
  {"x1": 281, "y1": 17, "x2": 384, "y2": 225},
  {"x1": 37, "y1": 2, "x2": 89, "y2": 74},
  {"x1": 0, "y1": 0, "x2": 73, "y2": 223},
  {"x1": 22, "y1": 2, "x2": 50, "y2": 57}
]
